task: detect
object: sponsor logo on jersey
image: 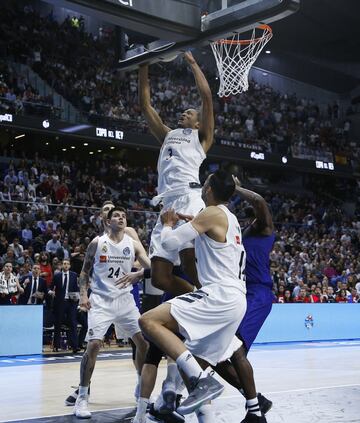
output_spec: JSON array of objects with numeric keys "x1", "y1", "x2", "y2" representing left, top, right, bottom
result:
[
  {"x1": 99, "y1": 255, "x2": 107, "y2": 263},
  {"x1": 101, "y1": 244, "x2": 108, "y2": 253},
  {"x1": 235, "y1": 235, "x2": 241, "y2": 244},
  {"x1": 183, "y1": 128, "x2": 192, "y2": 135},
  {"x1": 123, "y1": 247, "x2": 131, "y2": 256}
]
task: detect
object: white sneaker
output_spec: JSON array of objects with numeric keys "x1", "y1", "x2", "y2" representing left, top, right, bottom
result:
[
  {"x1": 74, "y1": 395, "x2": 91, "y2": 419},
  {"x1": 132, "y1": 415, "x2": 147, "y2": 423}
]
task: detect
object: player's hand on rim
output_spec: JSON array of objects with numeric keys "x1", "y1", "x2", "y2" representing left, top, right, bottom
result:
[
  {"x1": 184, "y1": 51, "x2": 196, "y2": 65},
  {"x1": 160, "y1": 208, "x2": 179, "y2": 227}
]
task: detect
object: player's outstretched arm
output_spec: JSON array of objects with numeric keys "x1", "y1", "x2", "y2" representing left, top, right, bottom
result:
[
  {"x1": 138, "y1": 64, "x2": 171, "y2": 144},
  {"x1": 233, "y1": 175, "x2": 273, "y2": 234},
  {"x1": 78, "y1": 237, "x2": 98, "y2": 310},
  {"x1": 184, "y1": 51, "x2": 214, "y2": 153}
]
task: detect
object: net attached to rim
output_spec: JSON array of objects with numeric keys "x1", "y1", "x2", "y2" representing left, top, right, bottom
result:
[{"x1": 210, "y1": 24, "x2": 273, "y2": 97}]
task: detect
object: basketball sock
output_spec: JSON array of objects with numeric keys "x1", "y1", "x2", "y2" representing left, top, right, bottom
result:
[
  {"x1": 175, "y1": 369, "x2": 186, "y2": 394},
  {"x1": 246, "y1": 398, "x2": 261, "y2": 417},
  {"x1": 165, "y1": 363, "x2": 179, "y2": 385},
  {"x1": 176, "y1": 350, "x2": 204, "y2": 380},
  {"x1": 136, "y1": 397, "x2": 149, "y2": 417},
  {"x1": 79, "y1": 386, "x2": 88, "y2": 397},
  {"x1": 195, "y1": 403, "x2": 215, "y2": 422}
]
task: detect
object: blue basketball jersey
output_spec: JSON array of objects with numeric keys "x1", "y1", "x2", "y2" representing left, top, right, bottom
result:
[{"x1": 243, "y1": 232, "x2": 275, "y2": 287}]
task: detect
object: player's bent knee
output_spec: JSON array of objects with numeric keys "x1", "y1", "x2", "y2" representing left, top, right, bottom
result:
[
  {"x1": 231, "y1": 345, "x2": 247, "y2": 362},
  {"x1": 138, "y1": 313, "x2": 153, "y2": 334}
]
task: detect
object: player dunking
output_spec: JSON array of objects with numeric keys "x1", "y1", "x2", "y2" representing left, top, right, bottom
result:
[
  {"x1": 73, "y1": 207, "x2": 149, "y2": 419},
  {"x1": 138, "y1": 51, "x2": 214, "y2": 296}
]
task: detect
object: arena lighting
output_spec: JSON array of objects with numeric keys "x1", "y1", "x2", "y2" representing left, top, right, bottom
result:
[
  {"x1": 265, "y1": 50, "x2": 271, "y2": 54},
  {"x1": 15, "y1": 133, "x2": 25, "y2": 139},
  {"x1": 282, "y1": 156, "x2": 288, "y2": 164},
  {"x1": 83, "y1": 143, "x2": 88, "y2": 146},
  {"x1": 62, "y1": 148, "x2": 67, "y2": 151},
  {"x1": 71, "y1": 146, "x2": 76, "y2": 149},
  {"x1": 45, "y1": 142, "x2": 49, "y2": 145},
  {"x1": 110, "y1": 146, "x2": 115, "y2": 149},
  {"x1": 97, "y1": 149, "x2": 102, "y2": 152},
  {"x1": 89, "y1": 151, "x2": 94, "y2": 155}
]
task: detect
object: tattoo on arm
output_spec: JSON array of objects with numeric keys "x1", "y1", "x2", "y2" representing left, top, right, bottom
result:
[{"x1": 79, "y1": 239, "x2": 97, "y2": 295}]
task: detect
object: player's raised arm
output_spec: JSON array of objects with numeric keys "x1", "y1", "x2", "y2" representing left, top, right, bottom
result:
[
  {"x1": 233, "y1": 176, "x2": 274, "y2": 234},
  {"x1": 78, "y1": 237, "x2": 98, "y2": 310},
  {"x1": 138, "y1": 64, "x2": 171, "y2": 144},
  {"x1": 184, "y1": 51, "x2": 214, "y2": 153}
]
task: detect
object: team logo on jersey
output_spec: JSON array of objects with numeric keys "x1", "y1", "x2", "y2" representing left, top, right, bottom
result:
[
  {"x1": 123, "y1": 247, "x2": 131, "y2": 256},
  {"x1": 99, "y1": 255, "x2": 107, "y2": 263},
  {"x1": 235, "y1": 235, "x2": 241, "y2": 244},
  {"x1": 88, "y1": 329, "x2": 94, "y2": 336},
  {"x1": 101, "y1": 244, "x2": 108, "y2": 253},
  {"x1": 183, "y1": 128, "x2": 192, "y2": 135}
]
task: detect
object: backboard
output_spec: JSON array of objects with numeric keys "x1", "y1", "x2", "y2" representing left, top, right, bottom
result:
[{"x1": 64, "y1": 0, "x2": 300, "y2": 69}]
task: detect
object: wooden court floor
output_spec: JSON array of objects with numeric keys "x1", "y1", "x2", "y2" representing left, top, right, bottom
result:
[{"x1": 1, "y1": 342, "x2": 360, "y2": 423}]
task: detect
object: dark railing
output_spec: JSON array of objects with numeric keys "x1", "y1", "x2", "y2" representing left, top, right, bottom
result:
[{"x1": 0, "y1": 96, "x2": 62, "y2": 119}]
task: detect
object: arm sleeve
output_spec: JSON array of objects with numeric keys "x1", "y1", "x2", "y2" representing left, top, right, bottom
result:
[{"x1": 161, "y1": 222, "x2": 199, "y2": 251}]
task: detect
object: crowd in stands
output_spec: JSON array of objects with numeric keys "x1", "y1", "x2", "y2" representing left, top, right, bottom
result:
[
  {"x1": 0, "y1": 151, "x2": 359, "y2": 311},
  {"x1": 0, "y1": 60, "x2": 57, "y2": 117},
  {"x1": 0, "y1": 3, "x2": 357, "y2": 165}
]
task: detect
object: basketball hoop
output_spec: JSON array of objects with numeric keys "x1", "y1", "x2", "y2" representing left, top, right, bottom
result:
[{"x1": 210, "y1": 24, "x2": 273, "y2": 97}]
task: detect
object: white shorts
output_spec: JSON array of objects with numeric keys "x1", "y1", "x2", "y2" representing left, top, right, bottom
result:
[
  {"x1": 87, "y1": 292, "x2": 141, "y2": 341},
  {"x1": 168, "y1": 284, "x2": 246, "y2": 366},
  {"x1": 149, "y1": 190, "x2": 205, "y2": 264}
]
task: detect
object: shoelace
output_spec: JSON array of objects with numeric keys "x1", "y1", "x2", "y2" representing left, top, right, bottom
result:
[{"x1": 189, "y1": 373, "x2": 202, "y2": 392}]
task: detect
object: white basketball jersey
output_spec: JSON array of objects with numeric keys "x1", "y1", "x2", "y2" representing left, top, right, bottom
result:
[
  {"x1": 91, "y1": 233, "x2": 135, "y2": 299},
  {"x1": 157, "y1": 128, "x2": 206, "y2": 195},
  {"x1": 194, "y1": 205, "x2": 246, "y2": 293}
]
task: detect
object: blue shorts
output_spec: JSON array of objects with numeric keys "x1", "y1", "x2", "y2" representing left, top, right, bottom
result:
[
  {"x1": 236, "y1": 284, "x2": 274, "y2": 351},
  {"x1": 131, "y1": 283, "x2": 141, "y2": 311}
]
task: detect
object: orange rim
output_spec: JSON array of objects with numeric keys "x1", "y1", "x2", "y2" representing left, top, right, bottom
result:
[{"x1": 215, "y1": 24, "x2": 272, "y2": 46}]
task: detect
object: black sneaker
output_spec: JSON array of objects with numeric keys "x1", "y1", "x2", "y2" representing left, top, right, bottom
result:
[
  {"x1": 177, "y1": 374, "x2": 224, "y2": 415},
  {"x1": 65, "y1": 384, "x2": 91, "y2": 406},
  {"x1": 241, "y1": 412, "x2": 267, "y2": 423},
  {"x1": 148, "y1": 403, "x2": 185, "y2": 423},
  {"x1": 257, "y1": 393, "x2": 272, "y2": 415}
]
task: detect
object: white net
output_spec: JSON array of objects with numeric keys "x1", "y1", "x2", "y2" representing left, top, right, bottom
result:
[{"x1": 210, "y1": 25, "x2": 273, "y2": 97}]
